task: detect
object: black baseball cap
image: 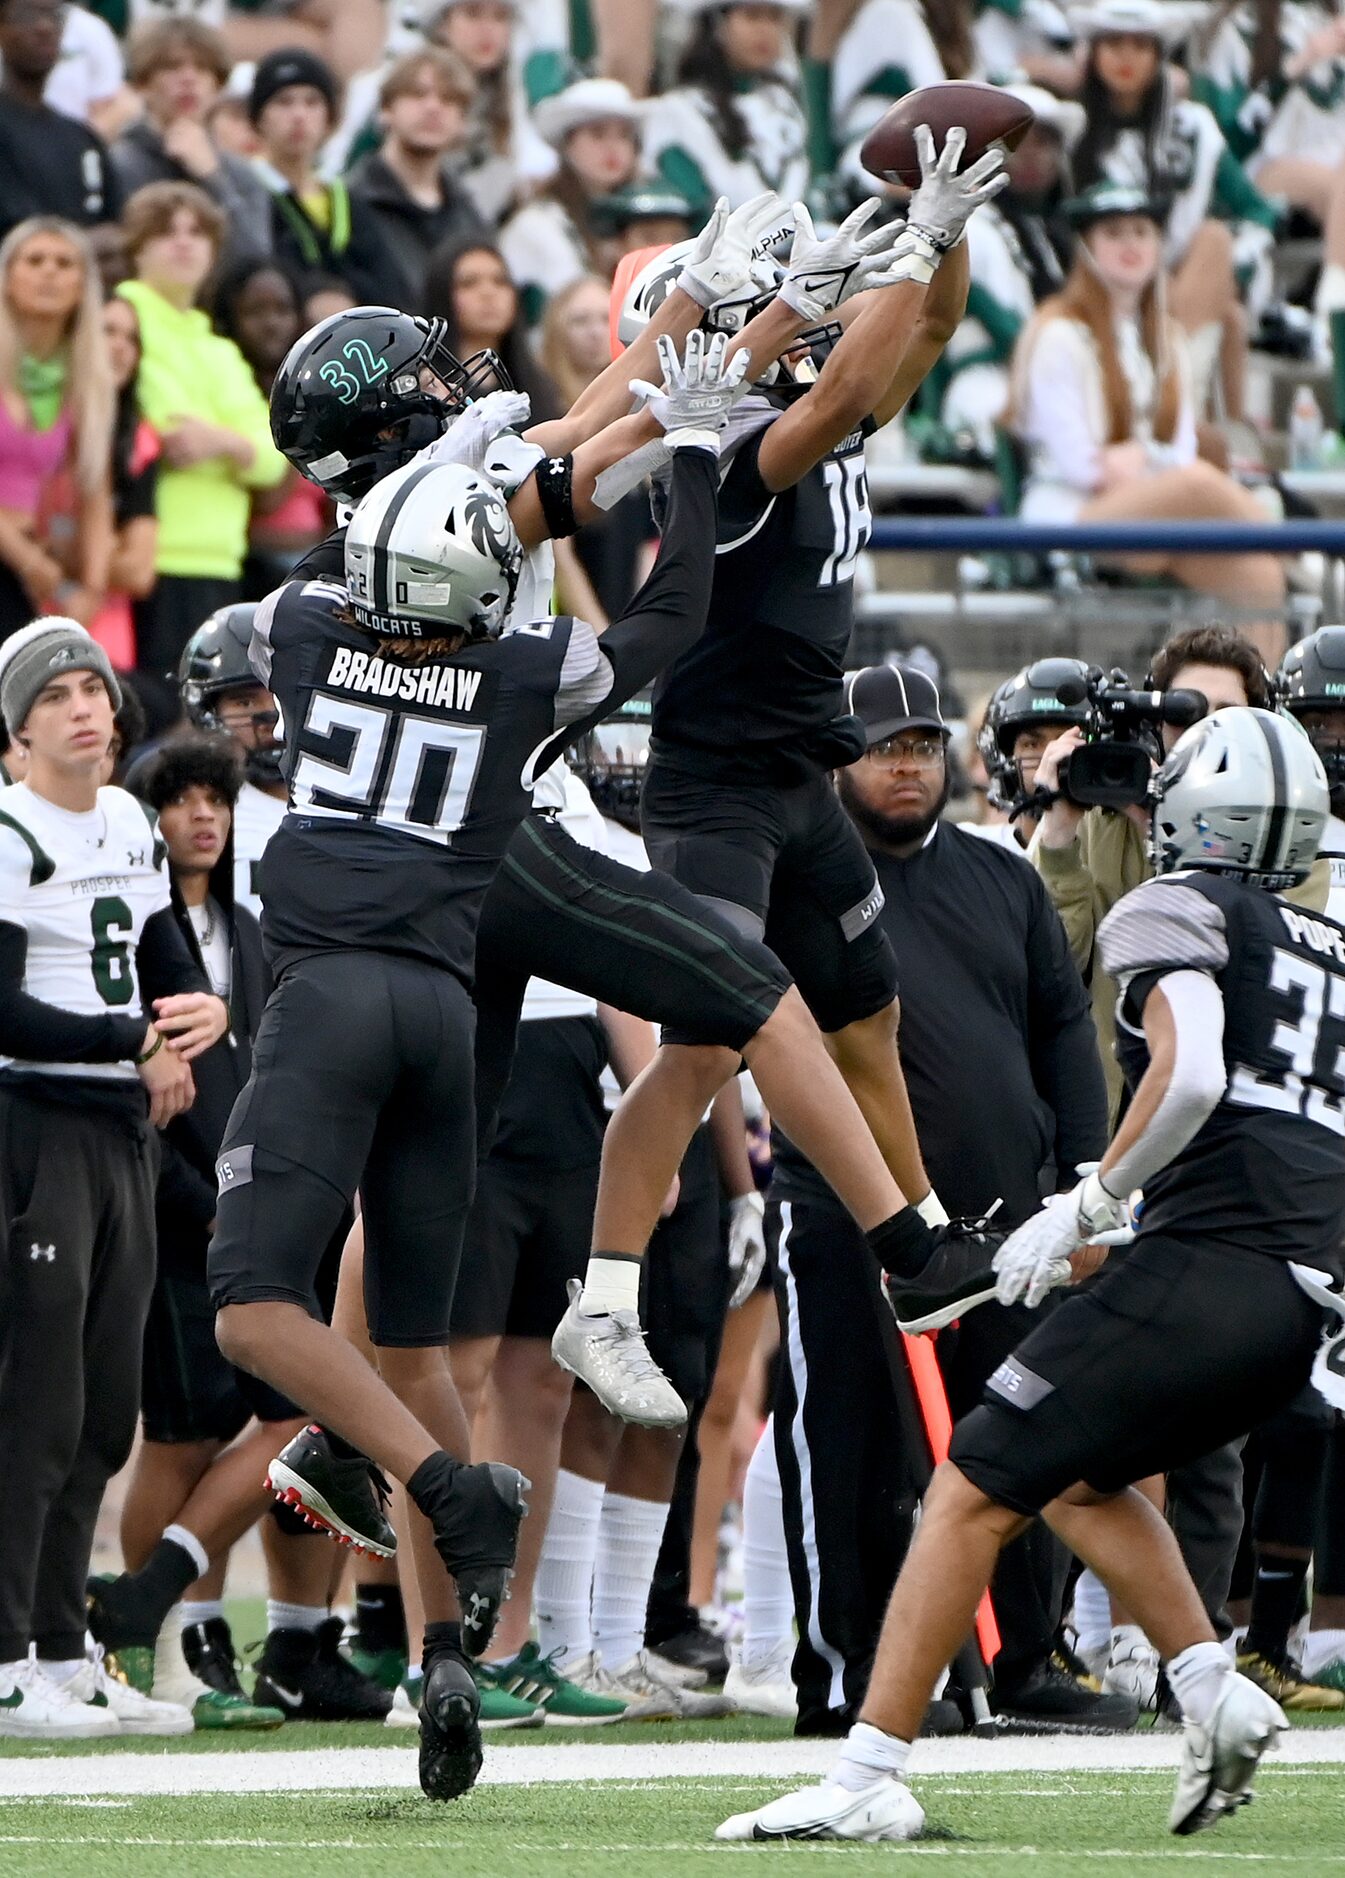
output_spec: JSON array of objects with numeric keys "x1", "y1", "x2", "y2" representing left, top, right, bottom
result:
[{"x1": 845, "y1": 664, "x2": 948, "y2": 745}]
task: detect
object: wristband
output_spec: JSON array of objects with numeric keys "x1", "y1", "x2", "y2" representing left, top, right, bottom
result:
[{"x1": 136, "y1": 1031, "x2": 164, "y2": 1066}]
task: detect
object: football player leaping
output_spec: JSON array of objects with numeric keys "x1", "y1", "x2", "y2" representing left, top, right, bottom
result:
[{"x1": 720, "y1": 706, "x2": 1345, "y2": 1843}]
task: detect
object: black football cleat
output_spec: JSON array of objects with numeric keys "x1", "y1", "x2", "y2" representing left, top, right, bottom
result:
[
  {"x1": 419, "y1": 1647, "x2": 483, "y2": 1800},
  {"x1": 430, "y1": 1462, "x2": 529, "y2": 1659},
  {"x1": 253, "y1": 1620, "x2": 393, "y2": 1722},
  {"x1": 182, "y1": 1615, "x2": 247, "y2": 1701},
  {"x1": 992, "y1": 1654, "x2": 1139, "y2": 1734},
  {"x1": 266, "y1": 1425, "x2": 396, "y2": 1559},
  {"x1": 882, "y1": 1218, "x2": 1002, "y2": 1333}
]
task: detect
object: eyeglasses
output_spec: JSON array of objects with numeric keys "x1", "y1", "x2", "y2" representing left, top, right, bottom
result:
[{"x1": 866, "y1": 734, "x2": 945, "y2": 768}]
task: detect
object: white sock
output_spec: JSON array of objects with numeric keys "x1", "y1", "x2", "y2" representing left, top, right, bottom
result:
[
  {"x1": 741, "y1": 1418, "x2": 793, "y2": 1670},
  {"x1": 1110, "y1": 1622, "x2": 1150, "y2": 1658},
  {"x1": 1168, "y1": 1640, "x2": 1232, "y2": 1726},
  {"x1": 536, "y1": 1469, "x2": 603, "y2": 1668},
  {"x1": 579, "y1": 1254, "x2": 642, "y2": 1317},
  {"x1": 1302, "y1": 1626, "x2": 1345, "y2": 1675},
  {"x1": 39, "y1": 1657, "x2": 87, "y2": 1685},
  {"x1": 162, "y1": 1523, "x2": 210, "y2": 1580},
  {"x1": 180, "y1": 1599, "x2": 225, "y2": 1628},
  {"x1": 267, "y1": 1601, "x2": 326, "y2": 1634},
  {"x1": 592, "y1": 1489, "x2": 668, "y2": 1671},
  {"x1": 1071, "y1": 1568, "x2": 1111, "y2": 1658},
  {"x1": 832, "y1": 1720, "x2": 910, "y2": 1792}
]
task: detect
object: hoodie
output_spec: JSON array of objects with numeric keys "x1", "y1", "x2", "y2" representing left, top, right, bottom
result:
[{"x1": 345, "y1": 150, "x2": 486, "y2": 314}]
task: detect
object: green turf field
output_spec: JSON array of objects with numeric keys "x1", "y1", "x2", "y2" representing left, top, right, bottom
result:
[{"x1": 4, "y1": 1767, "x2": 1345, "y2": 1877}]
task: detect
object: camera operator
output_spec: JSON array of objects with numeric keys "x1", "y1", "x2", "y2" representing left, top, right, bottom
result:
[
  {"x1": 1280, "y1": 625, "x2": 1345, "y2": 925},
  {"x1": 971, "y1": 660, "x2": 1093, "y2": 856},
  {"x1": 1028, "y1": 627, "x2": 1327, "y2": 1119}
]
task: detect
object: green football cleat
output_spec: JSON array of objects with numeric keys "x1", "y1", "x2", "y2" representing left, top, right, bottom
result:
[
  {"x1": 473, "y1": 1666, "x2": 545, "y2": 1730},
  {"x1": 1311, "y1": 1656, "x2": 1345, "y2": 1696},
  {"x1": 189, "y1": 1687, "x2": 285, "y2": 1730},
  {"x1": 102, "y1": 1643, "x2": 154, "y2": 1696},
  {"x1": 481, "y1": 1644, "x2": 628, "y2": 1725},
  {"x1": 348, "y1": 1644, "x2": 409, "y2": 1692}
]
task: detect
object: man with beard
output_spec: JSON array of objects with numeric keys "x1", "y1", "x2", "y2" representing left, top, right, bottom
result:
[{"x1": 764, "y1": 663, "x2": 1116, "y2": 1735}]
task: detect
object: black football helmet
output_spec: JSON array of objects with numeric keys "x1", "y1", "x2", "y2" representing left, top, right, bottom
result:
[
  {"x1": 269, "y1": 306, "x2": 511, "y2": 504},
  {"x1": 979, "y1": 658, "x2": 1092, "y2": 810},
  {"x1": 178, "y1": 604, "x2": 283, "y2": 788},
  {"x1": 1278, "y1": 626, "x2": 1345, "y2": 794},
  {"x1": 569, "y1": 695, "x2": 652, "y2": 831}
]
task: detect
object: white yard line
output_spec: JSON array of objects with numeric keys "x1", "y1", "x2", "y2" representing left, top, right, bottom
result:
[{"x1": 1, "y1": 1730, "x2": 1344, "y2": 1798}]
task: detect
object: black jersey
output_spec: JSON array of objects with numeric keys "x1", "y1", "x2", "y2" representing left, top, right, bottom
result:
[
  {"x1": 1101, "y1": 870, "x2": 1345, "y2": 1276},
  {"x1": 250, "y1": 577, "x2": 613, "y2": 983},
  {"x1": 649, "y1": 397, "x2": 872, "y2": 781}
]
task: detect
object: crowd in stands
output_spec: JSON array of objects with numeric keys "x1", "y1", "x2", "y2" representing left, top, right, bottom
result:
[{"x1": 2, "y1": 0, "x2": 1344, "y2": 709}]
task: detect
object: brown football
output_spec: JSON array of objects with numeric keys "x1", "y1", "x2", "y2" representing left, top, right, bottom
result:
[{"x1": 859, "y1": 82, "x2": 1035, "y2": 188}]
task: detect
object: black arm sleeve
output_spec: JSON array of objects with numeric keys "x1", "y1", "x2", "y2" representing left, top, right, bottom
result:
[
  {"x1": 0, "y1": 921, "x2": 146, "y2": 1064},
  {"x1": 577, "y1": 446, "x2": 719, "y2": 729},
  {"x1": 1024, "y1": 877, "x2": 1110, "y2": 1180},
  {"x1": 136, "y1": 907, "x2": 211, "y2": 1005}
]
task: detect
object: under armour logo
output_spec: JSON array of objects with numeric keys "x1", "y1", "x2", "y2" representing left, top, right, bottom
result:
[
  {"x1": 127, "y1": 849, "x2": 146, "y2": 867},
  {"x1": 29, "y1": 1243, "x2": 54, "y2": 1263},
  {"x1": 461, "y1": 1591, "x2": 489, "y2": 1634}
]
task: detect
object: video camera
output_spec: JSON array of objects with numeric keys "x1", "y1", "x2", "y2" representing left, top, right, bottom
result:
[{"x1": 1052, "y1": 667, "x2": 1207, "y2": 812}]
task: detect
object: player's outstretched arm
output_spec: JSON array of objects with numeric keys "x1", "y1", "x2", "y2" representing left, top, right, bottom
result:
[
  {"x1": 870, "y1": 238, "x2": 970, "y2": 430},
  {"x1": 526, "y1": 191, "x2": 787, "y2": 457},
  {"x1": 756, "y1": 128, "x2": 1006, "y2": 493}
]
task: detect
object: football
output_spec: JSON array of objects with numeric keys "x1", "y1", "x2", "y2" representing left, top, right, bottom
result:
[{"x1": 859, "y1": 81, "x2": 1035, "y2": 188}]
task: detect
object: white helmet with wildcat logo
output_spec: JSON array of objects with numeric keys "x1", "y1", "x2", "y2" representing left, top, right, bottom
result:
[
  {"x1": 344, "y1": 461, "x2": 523, "y2": 642},
  {"x1": 614, "y1": 240, "x2": 786, "y2": 352},
  {"x1": 1151, "y1": 706, "x2": 1329, "y2": 888}
]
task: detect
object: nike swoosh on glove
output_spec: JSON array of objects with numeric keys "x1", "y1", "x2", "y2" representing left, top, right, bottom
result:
[
  {"x1": 777, "y1": 197, "x2": 898, "y2": 324},
  {"x1": 727, "y1": 1190, "x2": 767, "y2": 1310}
]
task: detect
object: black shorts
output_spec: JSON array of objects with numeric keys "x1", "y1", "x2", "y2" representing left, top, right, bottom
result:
[
  {"x1": 207, "y1": 950, "x2": 476, "y2": 1347},
  {"x1": 640, "y1": 756, "x2": 897, "y2": 1036},
  {"x1": 950, "y1": 1236, "x2": 1325, "y2": 1518},
  {"x1": 642, "y1": 1126, "x2": 728, "y2": 1406},
  {"x1": 142, "y1": 1254, "x2": 297, "y2": 1442},
  {"x1": 452, "y1": 1158, "x2": 599, "y2": 1340},
  {"x1": 472, "y1": 815, "x2": 792, "y2": 1148}
]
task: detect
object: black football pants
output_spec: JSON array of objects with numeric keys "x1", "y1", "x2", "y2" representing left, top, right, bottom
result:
[{"x1": 0, "y1": 1089, "x2": 157, "y2": 1662}]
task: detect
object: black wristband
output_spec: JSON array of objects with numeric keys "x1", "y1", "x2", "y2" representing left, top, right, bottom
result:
[{"x1": 534, "y1": 451, "x2": 579, "y2": 538}]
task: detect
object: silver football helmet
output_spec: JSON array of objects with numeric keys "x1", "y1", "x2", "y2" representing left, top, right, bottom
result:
[
  {"x1": 1150, "y1": 706, "x2": 1329, "y2": 887},
  {"x1": 344, "y1": 461, "x2": 522, "y2": 641},
  {"x1": 616, "y1": 239, "x2": 786, "y2": 351}
]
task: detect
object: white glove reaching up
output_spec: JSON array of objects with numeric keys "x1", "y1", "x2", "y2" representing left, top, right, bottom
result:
[
  {"x1": 778, "y1": 198, "x2": 906, "y2": 324},
  {"x1": 677, "y1": 191, "x2": 790, "y2": 309},
  {"x1": 992, "y1": 1166, "x2": 1129, "y2": 1309},
  {"x1": 421, "y1": 389, "x2": 534, "y2": 471},
  {"x1": 727, "y1": 1190, "x2": 767, "y2": 1310},
  {"x1": 880, "y1": 125, "x2": 1009, "y2": 285},
  {"x1": 629, "y1": 330, "x2": 752, "y2": 454}
]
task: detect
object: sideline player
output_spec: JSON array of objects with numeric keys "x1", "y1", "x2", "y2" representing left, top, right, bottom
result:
[
  {"x1": 208, "y1": 336, "x2": 743, "y2": 1799},
  {"x1": 575, "y1": 126, "x2": 1010, "y2": 1346},
  {"x1": 720, "y1": 705, "x2": 1343, "y2": 1842}
]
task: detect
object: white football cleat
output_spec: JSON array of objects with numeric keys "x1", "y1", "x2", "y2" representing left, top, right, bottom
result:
[
  {"x1": 551, "y1": 1280, "x2": 686, "y2": 1427},
  {"x1": 1170, "y1": 1671, "x2": 1286, "y2": 1835},
  {"x1": 716, "y1": 1776, "x2": 925, "y2": 1842},
  {"x1": 1104, "y1": 1627, "x2": 1160, "y2": 1710},
  {"x1": 60, "y1": 1649, "x2": 193, "y2": 1735},
  {"x1": 724, "y1": 1641, "x2": 797, "y2": 1719},
  {"x1": 0, "y1": 1648, "x2": 121, "y2": 1739}
]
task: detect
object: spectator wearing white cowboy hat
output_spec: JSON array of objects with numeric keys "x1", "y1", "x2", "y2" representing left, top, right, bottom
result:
[
  {"x1": 642, "y1": 0, "x2": 810, "y2": 221},
  {"x1": 1070, "y1": 0, "x2": 1278, "y2": 421},
  {"x1": 499, "y1": 77, "x2": 645, "y2": 326}
]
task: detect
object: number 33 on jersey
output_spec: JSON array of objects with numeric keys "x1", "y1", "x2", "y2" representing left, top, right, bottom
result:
[{"x1": 0, "y1": 783, "x2": 169, "y2": 1084}]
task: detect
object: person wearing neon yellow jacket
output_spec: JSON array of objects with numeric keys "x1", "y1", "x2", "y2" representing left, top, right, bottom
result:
[{"x1": 116, "y1": 181, "x2": 285, "y2": 681}]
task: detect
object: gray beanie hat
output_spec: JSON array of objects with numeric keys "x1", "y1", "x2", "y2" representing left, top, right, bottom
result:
[{"x1": 0, "y1": 619, "x2": 123, "y2": 738}]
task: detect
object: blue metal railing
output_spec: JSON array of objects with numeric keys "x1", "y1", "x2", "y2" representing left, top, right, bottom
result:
[{"x1": 867, "y1": 519, "x2": 1345, "y2": 554}]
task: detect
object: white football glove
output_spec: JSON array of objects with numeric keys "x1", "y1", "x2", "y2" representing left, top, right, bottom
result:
[
  {"x1": 677, "y1": 191, "x2": 790, "y2": 310},
  {"x1": 778, "y1": 197, "x2": 899, "y2": 324},
  {"x1": 420, "y1": 389, "x2": 534, "y2": 470},
  {"x1": 727, "y1": 1190, "x2": 767, "y2": 1310},
  {"x1": 628, "y1": 330, "x2": 752, "y2": 454},
  {"x1": 992, "y1": 1166, "x2": 1129, "y2": 1309},
  {"x1": 885, "y1": 125, "x2": 1009, "y2": 284}
]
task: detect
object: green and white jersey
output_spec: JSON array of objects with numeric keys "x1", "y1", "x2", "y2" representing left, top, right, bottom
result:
[
  {"x1": 833, "y1": 0, "x2": 951, "y2": 192},
  {"x1": 499, "y1": 195, "x2": 589, "y2": 327},
  {"x1": 644, "y1": 78, "x2": 808, "y2": 217},
  {"x1": 1197, "y1": 1, "x2": 1345, "y2": 172},
  {"x1": 0, "y1": 782, "x2": 168, "y2": 1085}
]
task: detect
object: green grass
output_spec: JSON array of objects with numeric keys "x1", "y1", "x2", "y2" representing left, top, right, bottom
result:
[{"x1": 4, "y1": 1768, "x2": 1345, "y2": 1877}]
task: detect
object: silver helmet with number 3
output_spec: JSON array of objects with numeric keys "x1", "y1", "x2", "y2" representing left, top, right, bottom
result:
[
  {"x1": 344, "y1": 461, "x2": 523, "y2": 642},
  {"x1": 1150, "y1": 706, "x2": 1329, "y2": 888}
]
